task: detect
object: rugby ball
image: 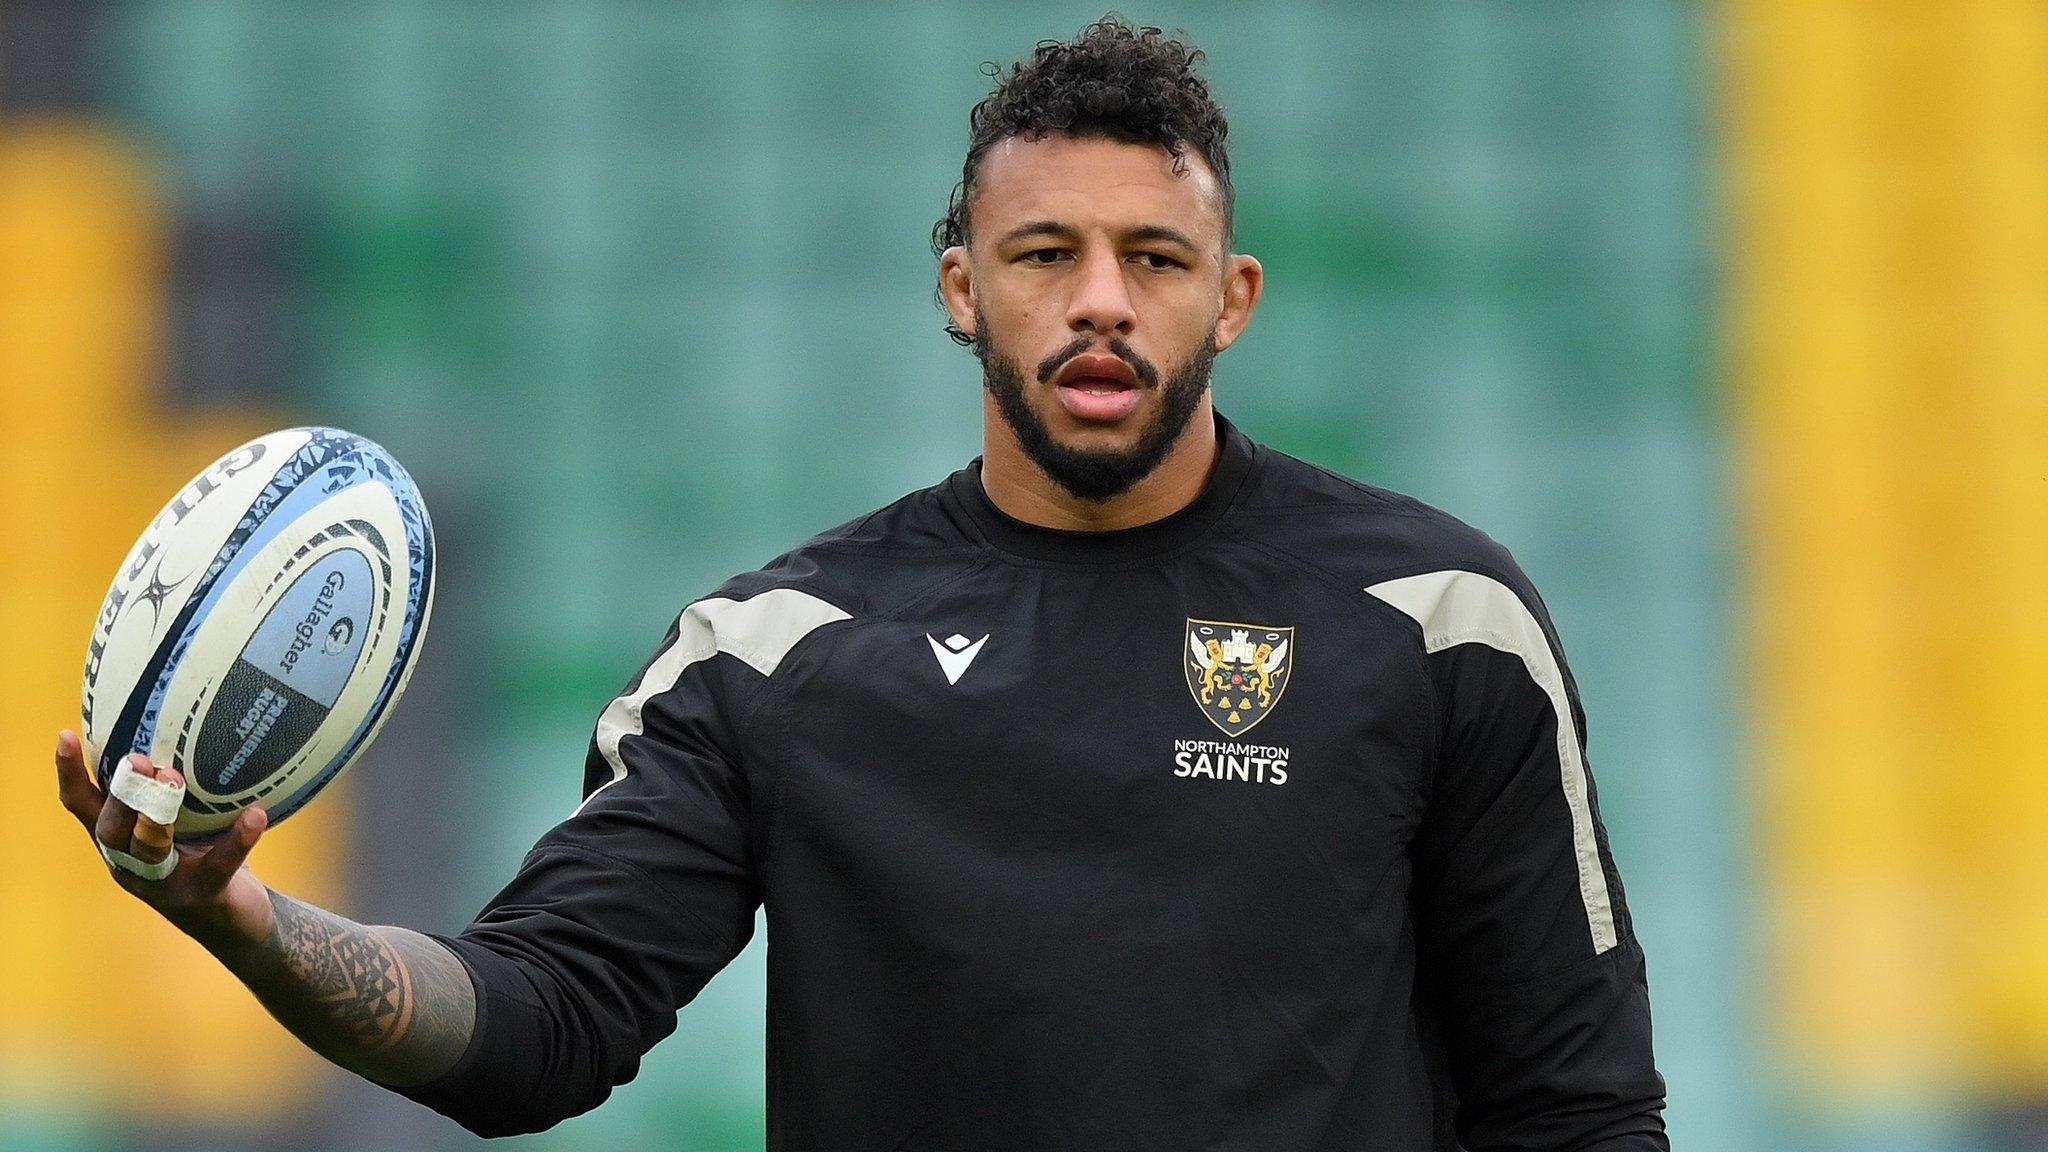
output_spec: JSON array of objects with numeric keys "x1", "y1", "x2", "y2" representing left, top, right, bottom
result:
[{"x1": 80, "y1": 427, "x2": 434, "y2": 841}]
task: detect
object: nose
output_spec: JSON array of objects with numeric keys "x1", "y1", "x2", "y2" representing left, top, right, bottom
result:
[{"x1": 1064, "y1": 249, "x2": 1136, "y2": 336}]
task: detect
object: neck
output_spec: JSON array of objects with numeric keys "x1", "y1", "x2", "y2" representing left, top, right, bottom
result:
[{"x1": 978, "y1": 395, "x2": 1219, "y2": 532}]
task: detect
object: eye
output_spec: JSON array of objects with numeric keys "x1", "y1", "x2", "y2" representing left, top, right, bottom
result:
[
  {"x1": 1131, "y1": 252, "x2": 1184, "y2": 270},
  {"x1": 1021, "y1": 248, "x2": 1070, "y2": 265}
]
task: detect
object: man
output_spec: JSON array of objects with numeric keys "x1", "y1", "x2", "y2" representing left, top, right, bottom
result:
[{"x1": 56, "y1": 18, "x2": 1666, "y2": 1151}]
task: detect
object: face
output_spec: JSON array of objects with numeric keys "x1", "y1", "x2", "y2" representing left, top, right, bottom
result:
[{"x1": 940, "y1": 135, "x2": 1262, "y2": 502}]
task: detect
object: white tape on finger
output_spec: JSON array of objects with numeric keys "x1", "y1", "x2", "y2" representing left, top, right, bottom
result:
[
  {"x1": 108, "y1": 758, "x2": 185, "y2": 826},
  {"x1": 100, "y1": 841, "x2": 178, "y2": 881}
]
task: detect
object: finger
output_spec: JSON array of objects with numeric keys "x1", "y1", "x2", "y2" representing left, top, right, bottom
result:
[
  {"x1": 54, "y1": 730, "x2": 105, "y2": 831},
  {"x1": 194, "y1": 806, "x2": 267, "y2": 887},
  {"x1": 93, "y1": 752, "x2": 152, "y2": 856},
  {"x1": 127, "y1": 765, "x2": 182, "y2": 873}
]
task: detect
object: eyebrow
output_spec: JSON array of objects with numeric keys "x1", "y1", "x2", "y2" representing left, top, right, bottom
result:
[
  {"x1": 998, "y1": 220, "x2": 1203, "y2": 251},
  {"x1": 1122, "y1": 224, "x2": 1201, "y2": 250}
]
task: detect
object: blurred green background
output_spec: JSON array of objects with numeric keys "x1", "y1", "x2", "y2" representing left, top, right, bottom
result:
[{"x1": 7, "y1": 3, "x2": 2047, "y2": 1151}]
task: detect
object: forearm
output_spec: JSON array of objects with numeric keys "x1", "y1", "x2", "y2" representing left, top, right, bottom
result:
[{"x1": 201, "y1": 888, "x2": 475, "y2": 1088}]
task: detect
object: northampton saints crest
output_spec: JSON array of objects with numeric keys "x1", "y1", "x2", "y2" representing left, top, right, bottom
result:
[{"x1": 1184, "y1": 618, "x2": 1294, "y2": 737}]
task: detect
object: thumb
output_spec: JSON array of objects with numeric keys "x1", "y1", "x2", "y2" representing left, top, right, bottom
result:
[{"x1": 194, "y1": 806, "x2": 268, "y2": 888}]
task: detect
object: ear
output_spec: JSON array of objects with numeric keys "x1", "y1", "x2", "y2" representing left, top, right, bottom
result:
[
  {"x1": 1213, "y1": 253, "x2": 1263, "y2": 352},
  {"x1": 939, "y1": 245, "x2": 976, "y2": 340}
]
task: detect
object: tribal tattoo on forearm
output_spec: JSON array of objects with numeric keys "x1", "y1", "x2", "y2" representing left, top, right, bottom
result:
[
  {"x1": 269, "y1": 891, "x2": 415, "y2": 1049},
  {"x1": 231, "y1": 890, "x2": 476, "y2": 1086}
]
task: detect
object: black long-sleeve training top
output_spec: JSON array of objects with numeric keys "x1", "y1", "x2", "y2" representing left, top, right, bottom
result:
[{"x1": 396, "y1": 411, "x2": 1667, "y2": 1150}]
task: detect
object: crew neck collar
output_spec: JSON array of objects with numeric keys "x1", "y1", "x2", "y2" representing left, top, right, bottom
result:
[{"x1": 946, "y1": 410, "x2": 1258, "y2": 564}]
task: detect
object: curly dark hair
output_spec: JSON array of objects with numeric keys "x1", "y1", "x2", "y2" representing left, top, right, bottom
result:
[{"x1": 933, "y1": 16, "x2": 1234, "y2": 345}]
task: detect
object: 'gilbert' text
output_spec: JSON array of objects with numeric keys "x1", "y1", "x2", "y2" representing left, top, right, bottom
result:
[{"x1": 82, "y1": 442, "x2": 268, "y2": 730}]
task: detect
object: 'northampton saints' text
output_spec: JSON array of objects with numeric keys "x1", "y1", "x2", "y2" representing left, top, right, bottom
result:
[{"x1": 1172, "y1": 738, "x2": 1289, "y2": 785}]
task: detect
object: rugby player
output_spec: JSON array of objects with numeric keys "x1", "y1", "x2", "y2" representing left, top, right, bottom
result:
[{"x1": 58, "y1": 18, "x2": 1666, "y2": 1150}]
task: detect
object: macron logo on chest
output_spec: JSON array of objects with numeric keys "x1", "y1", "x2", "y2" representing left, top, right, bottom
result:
[{"x1": 926, "y1": 632, "x2": 989, "y2": 684}]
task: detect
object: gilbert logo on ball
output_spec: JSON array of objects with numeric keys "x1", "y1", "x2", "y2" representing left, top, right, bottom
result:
[{"x1": 81, "y1": 427, "x2": 435, "y2": 841}]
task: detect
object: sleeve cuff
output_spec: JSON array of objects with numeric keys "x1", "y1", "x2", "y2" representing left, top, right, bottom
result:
[{"x1": 381, "y1": 932, "x2": 531, "y2": 1133}]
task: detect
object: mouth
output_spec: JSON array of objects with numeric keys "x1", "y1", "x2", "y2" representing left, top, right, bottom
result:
[{"x1": 1052, "y1": 352, "x2": 1145, "y2": 423}]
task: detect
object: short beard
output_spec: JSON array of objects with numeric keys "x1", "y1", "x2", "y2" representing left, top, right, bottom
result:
[{"x1": 975, "y1": 315, "x2": 1216, "y2": 504}]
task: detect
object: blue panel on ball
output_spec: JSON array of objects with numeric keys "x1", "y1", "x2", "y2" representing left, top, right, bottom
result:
[
  {"x1": 242, "y1": 547, "x2": 373, "y2": 709},
  {"x1": 261, "y1": 443, "x2": 435, "y2": 827}
]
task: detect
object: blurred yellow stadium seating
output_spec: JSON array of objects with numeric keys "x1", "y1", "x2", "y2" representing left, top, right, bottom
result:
[
  {"x1": 1732, "y1": 0, "x2": 2048, "y2": 1101},
  {"x1": 0, "y1": 119, "x2": 344, "y2": 1122}
]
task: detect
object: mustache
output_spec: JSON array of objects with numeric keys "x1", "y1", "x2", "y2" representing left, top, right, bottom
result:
[{"x1": 1034, "y1": 335, "x2": 1160, "y2": 388}]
